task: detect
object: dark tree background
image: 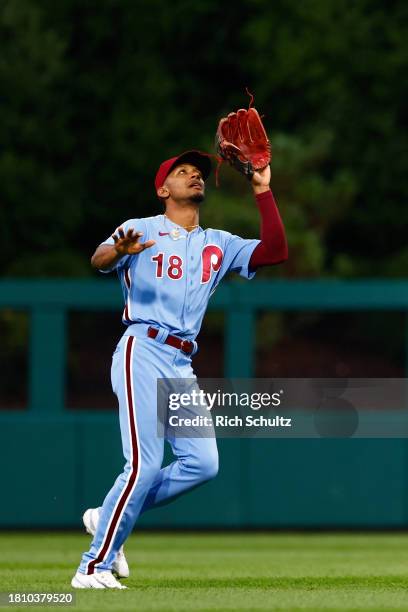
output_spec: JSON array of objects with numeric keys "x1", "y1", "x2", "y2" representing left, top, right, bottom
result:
[
  {"x1": 1, "y1": 0, "x2": 407, "y2": 278},
  {"x1": 0, "y1": 0, "x2": 407, "y2": 406}
]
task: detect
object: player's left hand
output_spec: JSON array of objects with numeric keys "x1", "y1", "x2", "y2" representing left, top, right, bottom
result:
[{"x1": 251, "y1": 164, "x2": 271, "y2": 192}]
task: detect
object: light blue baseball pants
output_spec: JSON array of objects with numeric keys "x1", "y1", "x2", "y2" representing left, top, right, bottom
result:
[{"x1": 79, "y1": 323, "x2": 218, "y2": 574}]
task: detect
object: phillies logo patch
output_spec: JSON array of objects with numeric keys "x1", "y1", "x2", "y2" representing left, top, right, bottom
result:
[{"x1": 201, "y1": 245, "x2": 223, "y2": 283}]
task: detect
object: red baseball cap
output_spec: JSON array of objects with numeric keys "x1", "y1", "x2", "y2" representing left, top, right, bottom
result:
[{"x1": 154, "y1": 150, "x2": 212, "y2": 193}]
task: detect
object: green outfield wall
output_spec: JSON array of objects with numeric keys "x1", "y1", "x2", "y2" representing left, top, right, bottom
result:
[{"x1": 1, "y1": 279, "x2": 408, "y2": 528}]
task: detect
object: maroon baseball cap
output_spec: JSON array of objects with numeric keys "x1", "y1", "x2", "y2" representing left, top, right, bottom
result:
[{"x1": 154, "y1": 150, "x2": 212, "y2": 193}]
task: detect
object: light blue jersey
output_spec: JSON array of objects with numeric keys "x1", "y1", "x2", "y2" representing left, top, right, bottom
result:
[
  {"x1": 102, "y1": 214, "x2": 260, "y2": 338},
  {"x1": 77, "y1": 212, "x2": 260, "y2": 577}
]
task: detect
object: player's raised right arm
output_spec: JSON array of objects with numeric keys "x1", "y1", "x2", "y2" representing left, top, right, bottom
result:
[{"x1": 91, "y1": 227, "x2": 155, "y2": 271}]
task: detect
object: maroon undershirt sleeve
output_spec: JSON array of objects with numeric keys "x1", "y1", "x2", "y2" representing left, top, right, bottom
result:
[{"x1": 249, "y1": 189, "x2": 288, "y2": 270}]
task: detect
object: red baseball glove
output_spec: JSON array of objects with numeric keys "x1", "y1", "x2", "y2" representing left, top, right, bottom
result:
[{"x1": 216, "y1": 104, "x2": 271, "y2": 179}]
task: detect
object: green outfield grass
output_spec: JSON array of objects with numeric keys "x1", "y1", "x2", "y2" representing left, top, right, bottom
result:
[{"x1": 1, "y1": 532, "x2": 408, "y2": 611}]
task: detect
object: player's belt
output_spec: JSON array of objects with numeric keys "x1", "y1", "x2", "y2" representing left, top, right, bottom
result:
[{"x1": 147, "y1": 326, "x2": 194, "y2": 355}]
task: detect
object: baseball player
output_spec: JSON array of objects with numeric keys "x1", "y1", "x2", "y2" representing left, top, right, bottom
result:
[{"x1": 71, "y1": 144, "x2": 287, "y2": 589}]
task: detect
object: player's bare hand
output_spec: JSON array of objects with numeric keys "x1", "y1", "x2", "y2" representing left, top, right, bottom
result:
[
  {"x1": 112, "y1": 228, "x2": 156, "y2": 255},
  {"x1": 251, "y1": 164, "x2": 271, "y2": 189}
]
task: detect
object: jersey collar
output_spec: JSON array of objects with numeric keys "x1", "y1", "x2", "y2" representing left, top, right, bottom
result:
[{"x1": 160, "y1": 214, "x2": 203, "y2": 234}]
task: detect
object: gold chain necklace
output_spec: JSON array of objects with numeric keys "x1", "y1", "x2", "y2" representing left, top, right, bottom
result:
[{"x1": 164, "y1": 214, "x2": 199, "y2": 230}]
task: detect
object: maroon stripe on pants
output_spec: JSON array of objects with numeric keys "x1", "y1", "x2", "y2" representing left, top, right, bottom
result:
[{"x1": 87, "y1": 335, "x2": 138, "y2": 574}]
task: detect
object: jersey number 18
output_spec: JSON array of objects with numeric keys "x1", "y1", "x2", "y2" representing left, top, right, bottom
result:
[{"x1": 151, "y1": 245, "x2": 223, "y2": 284}]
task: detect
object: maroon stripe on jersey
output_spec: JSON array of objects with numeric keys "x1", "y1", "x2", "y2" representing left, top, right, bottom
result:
[
  {"x1": 87, "y1": 335, "x2": 139, "y2": 574},
  {"x1": 123, "y1": 268, "x2": 132, "y2": 323},
  {"x1": 124, "y1": 268, "x2": 131, "y2": 289}
]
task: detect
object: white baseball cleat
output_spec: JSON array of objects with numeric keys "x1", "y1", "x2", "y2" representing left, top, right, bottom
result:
[
  {"x1": 82, "y1": 508, "x2": 130, "y2": 579},
  {"x1": 113, "y1": 547, "x2": 130, "y2": 579},
  {"x1": 71, "y1": 570, "x2": 127, "y2": 589},
  {"x1": 82, "y1": 508, "x2": 100, "y2": 537}
]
